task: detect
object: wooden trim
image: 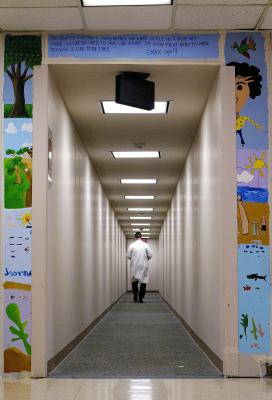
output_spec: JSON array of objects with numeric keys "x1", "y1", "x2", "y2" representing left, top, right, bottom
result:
[
  {"x1": 47, "y1": 295, "x2": 124, "y2": 374},
  {"x1": 162, "y1": 297, "x2": 223, "y2": 374}
]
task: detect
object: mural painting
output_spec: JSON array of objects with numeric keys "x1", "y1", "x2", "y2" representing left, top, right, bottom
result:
[
  {"x1": 4, "y1": 119, "x2": 33, "y2": 209},
  {"x1": 4, "y1": 282, "x2": 32, "y2": 372},
  {"x1": 225, "y1": 33, "x2": 270, "y2": 353},
  {"x1": 2, "y1": 35, "x2": 41, "y2": 373}
]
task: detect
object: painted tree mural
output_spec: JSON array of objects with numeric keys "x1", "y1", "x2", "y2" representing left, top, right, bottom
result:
[
  {"x1": 4, "y1": 146, "x2": 32, "y2": 209},
  {"x1": 4, "y1": 35, "x2": 42, "y2": 118}
]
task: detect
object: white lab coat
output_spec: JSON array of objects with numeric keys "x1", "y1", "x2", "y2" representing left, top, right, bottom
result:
[{"x1": 127, "y1": 239, "x2": 152, "y2": 284}]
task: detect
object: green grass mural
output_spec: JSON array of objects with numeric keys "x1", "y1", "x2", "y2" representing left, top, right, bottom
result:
[{"x1": 4, "y1": 147, "x2": 32, "y2": 209}]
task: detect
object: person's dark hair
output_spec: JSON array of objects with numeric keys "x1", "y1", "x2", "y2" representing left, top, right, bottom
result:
[
  {"x1": 227, "y1": 61, "x2": 262, "y2": 99},
  {"x1": 135, "y1": 232, "x2": 142, "y2": 239}
]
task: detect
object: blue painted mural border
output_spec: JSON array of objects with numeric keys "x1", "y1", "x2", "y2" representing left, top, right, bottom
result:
[{"x1": 48, "y1": 34, "x2": 219, "y2": 60}]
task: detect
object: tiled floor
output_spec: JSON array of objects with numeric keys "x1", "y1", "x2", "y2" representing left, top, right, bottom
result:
[{"x1": 0, "y1": 378, "x2": 272, "y2": 400}]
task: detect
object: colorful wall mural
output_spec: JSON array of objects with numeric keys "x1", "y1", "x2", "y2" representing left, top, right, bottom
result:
[
  {"x1": 0, "y1": 31, "x2": 271, "y2": 374},
  {"x1": 2, "y1": 35, "x2": 41, "y2": 373},
  {"x1": 225, "y1": 33, "x2": 270, "y2": 353}
]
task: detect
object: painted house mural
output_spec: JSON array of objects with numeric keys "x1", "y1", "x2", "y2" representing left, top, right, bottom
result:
[{"x1": 2, "y1": 35, "x2": 41, "y2": 373}]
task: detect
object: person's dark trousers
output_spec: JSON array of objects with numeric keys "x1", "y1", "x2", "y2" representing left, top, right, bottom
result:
[
  {"x1": 139, "y1": 283, "x2": 146, "y2": 302},
  {"x1": 132, "y1": 281, "x2": 139, "y2": 302}
]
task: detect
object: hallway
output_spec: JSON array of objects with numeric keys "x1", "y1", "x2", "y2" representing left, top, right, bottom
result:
[{"x1": 49, "y1": 293, "x2": 220, "y2": 379}]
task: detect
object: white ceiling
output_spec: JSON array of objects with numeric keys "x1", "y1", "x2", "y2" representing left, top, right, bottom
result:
[
  {"x1": 50, "y1": 63, "x2": 219, "y2": 238},
  {"x1": 0, "y1": 0, "x2": 271, "y2": 30}
]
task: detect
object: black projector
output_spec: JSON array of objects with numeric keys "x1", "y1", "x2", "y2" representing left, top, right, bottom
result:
[{"x1": 116, "y1": 72, "x2": 155, "y2": 111}]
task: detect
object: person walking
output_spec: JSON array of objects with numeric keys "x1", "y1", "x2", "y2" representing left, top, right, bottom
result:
[{"x1": 127, "y1": 232, "x2": 152, "y2": 303}]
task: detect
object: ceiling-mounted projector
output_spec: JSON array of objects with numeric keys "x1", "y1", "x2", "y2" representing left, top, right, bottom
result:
[{"x1": 115, "y1": 72, "x2": 155, "y2": 111}]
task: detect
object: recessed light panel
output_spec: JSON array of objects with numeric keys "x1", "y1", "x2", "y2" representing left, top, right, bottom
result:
[
  {"x1": 132, "y1": 228, "x2": 150, "y2": 231},
  {"x1": 125, "y1": 195, "x2": 155, "y2": 200},
  {"x1": 128, "y1": 208, "x2": 153, "y2": 212},
  {"x1": 83, "y1": 0, "x2": 171, "y2": 5},
  {"x1": 112, "y1": 151, "x2": 160, "y2": 159},
  {"x1": 102, "y1": 101, "x2": 168, "y2": 114},
  {"x1": 121, "y1": 179, "x2": 157, "y2": 184},
  {"x1": 130, "y1": 216, "x2": 151, "y2": 220},
  {"x1": 131, "y1": 223, "x2": 150, "y2": 226}
]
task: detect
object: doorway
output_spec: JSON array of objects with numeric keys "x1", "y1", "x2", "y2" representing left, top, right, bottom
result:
[{"x1": 31, "y1": 63, "x2": 236, "y2": 377}]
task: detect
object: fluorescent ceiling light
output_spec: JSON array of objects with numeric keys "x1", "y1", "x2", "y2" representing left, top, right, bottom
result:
[
  {"x1": 132, "y1": 228, "x2": 150, "y2": 231},
  {"x1": 83, "y1": 0, "x2": 171, "y2": 5},
  {"x1": 128, "y1": 208, "x2": 153, "y2": 212},
  {"x1": 102, "y1": 101, "x2": 168, "y2": 114},
  {"x1": 125, "y1": 195, "x2": 155, "y2": 200},
  {"x1": 130, "y1": 216, "x2": 151, "y2": 220},
  {"x1": 121, "y1": 179, "x2": 157, "y2": 184},
  {"x1": 112, "y1": 151, "x2": 160, "y2": 159},
  {"x1": 132, "y1": 232, "x2": 150, "y2": 236},
  {"x1": 131, "y1": 223, "x2": 150, "y2": 226},
  {"x1": 142, "y1": 236, "x2": 150, "y2": 239}
]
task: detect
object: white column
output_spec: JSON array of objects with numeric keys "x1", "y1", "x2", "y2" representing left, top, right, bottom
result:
[{"x1": 32, "y1": 65, "x2": 49, "y2": 377}]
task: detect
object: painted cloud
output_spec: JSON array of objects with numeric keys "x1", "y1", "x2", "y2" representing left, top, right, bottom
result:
[
  {"x1": 21, "y1": 123, "x2": 32, "y2": 133},
  {"x1": 237, "y1": 170, "x2": 254, "y2": 184},
  {"x1": 5, "y1": 122, "x2": 17, "y2": 134}
]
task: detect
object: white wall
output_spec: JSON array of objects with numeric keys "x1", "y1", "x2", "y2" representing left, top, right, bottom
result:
[
  {"x1": 46, "y1": 69, "x2": 127, "y2": 361},
  {"x1": 127, "y1": 238, "x2": 159, "y2": 291},
  {"x1": 159, "y1": 67, "x2": 236, "y2": 363}
]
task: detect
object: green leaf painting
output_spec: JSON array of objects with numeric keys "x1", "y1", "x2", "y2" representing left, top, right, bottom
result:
[
  {"x1": 4, "y1": 147, "x2": 32, "y2": 209},
  {"x1": 240, "y1": 313, "x2": 249, "y2": 339},
  {"x1": 6, "y1": 303, "x2": 31, "y2": 356},
  {"x1": 4, "y1": 35, "x2": 41, "y2": 118},
  {"x1": 251, "y1": 318, "x2": 258, "y2": 341}
]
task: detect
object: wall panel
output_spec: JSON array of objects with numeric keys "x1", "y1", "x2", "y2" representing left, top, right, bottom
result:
[
  {"x1": 159, "y1": 68, "x2": 236, "y2": 362},
  {"x1": 46, "y1": 70, "x2": 126, "y2": 362}
]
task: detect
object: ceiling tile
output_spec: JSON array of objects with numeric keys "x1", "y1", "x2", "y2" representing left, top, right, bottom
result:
[
  {"x1": 0, "y1": 0, "x2": 78, "y2": 6},
  {"x1": 177, "y1": 0, "x2": 269, "y2": 4},
  {"x1": 84, "y1": 5, "x2": 172, "y2": 30},
  {"x1": 175, "y1": 5, "x2": 264, "y2": 29},
  {"x1": 261, "y1": 5, "x2": 272, "y2": 28},
  {"x1": 0, "y1": 8, "x2": 83, "y2": 30}
]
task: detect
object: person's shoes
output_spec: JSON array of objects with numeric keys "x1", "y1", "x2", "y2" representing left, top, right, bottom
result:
[
  {"x1": 138, "y1": 299, "x2": 144, "y2": 303},
  {"x1": 133, "y1": 294, "x2": 138, "y2": 303}
]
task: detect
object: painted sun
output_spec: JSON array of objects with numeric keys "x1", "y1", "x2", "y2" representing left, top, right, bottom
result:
[
  {"x1": 17, "y1": 212, "x2": 32, "y2": 227},
  {"x1": 245, "y1": 152, "x2": 268, "y2": 177}
]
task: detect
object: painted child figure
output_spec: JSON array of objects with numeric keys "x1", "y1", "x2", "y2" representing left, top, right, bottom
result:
[{"x1": 227, "y1": 62, "x2": 263, "y2": 147}]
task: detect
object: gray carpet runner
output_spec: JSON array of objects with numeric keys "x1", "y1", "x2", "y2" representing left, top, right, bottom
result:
[{"x1": 49, "y1": 293, "x2": 221, "y2": 378}]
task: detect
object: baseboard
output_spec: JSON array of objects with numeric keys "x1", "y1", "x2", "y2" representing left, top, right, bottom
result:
[
  {"x1": 162, "y1": 297, "x2": 223, "y2": 374},
  {"x1": 47, "y1": 294, "x2": 124, "y2": 374}
]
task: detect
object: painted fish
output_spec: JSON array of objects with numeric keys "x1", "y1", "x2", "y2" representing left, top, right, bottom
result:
[
  {"x1": 243, "y1": 285, "x2": 251, "y2": 291},
  {"x1": 247, "y1": 274, "x2": 266, "y2": 281}
]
